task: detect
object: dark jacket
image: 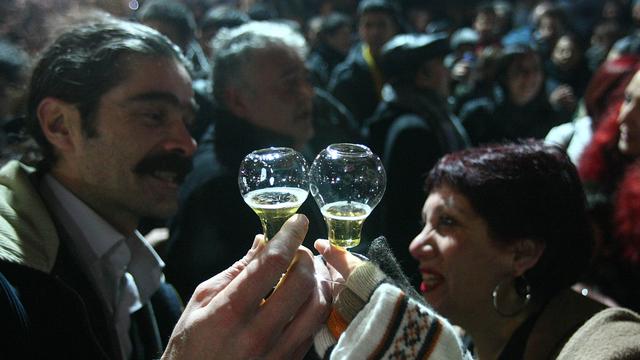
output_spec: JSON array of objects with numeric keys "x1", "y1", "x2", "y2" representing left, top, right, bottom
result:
[
  {"x1": 367, "y1": 87, "x2": 469, "y2": 287},
  {"x1": 545, "y1": 58, "x2": 592, "y2": 120},
  {"x1": 310, "y1": 87, "x2": 362, "y2": 154},
  {"x1": 164, "y1": 107, "x2": 325, "y2": 302},
  {"x1": 0, "y1": 161, "x2": 181, "y2": 360},
  {"x1": 459, "y1": 85, "x2": 564, "y2": 146},
  {"x1": 329, "y1": 43, "x2": 382, "y2": 127},
  {"x1": 307, "y1": 43, "x2": 347, "y2": 89}
]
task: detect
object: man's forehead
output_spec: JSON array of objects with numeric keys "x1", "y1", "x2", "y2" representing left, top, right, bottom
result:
[
  {"x1": 255, "y1": 44, "x2": 303, "y2": 60},
  {"x1": 109, "y1": 55, "x2": 193, "y2": 101},
  {"x1": 250, "y1": 46, "x2": 304, "y2": 73},
  {"x1": 117, "y1": 53, "x2": 191, "y2": 81},
  {"x1": 122, "y1": 91, "x2": 197, "y2": 111}
]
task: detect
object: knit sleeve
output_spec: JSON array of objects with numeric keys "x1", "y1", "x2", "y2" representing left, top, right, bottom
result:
[{"x1": 314, "y1": 262, "x2": 471, "y2": 359}]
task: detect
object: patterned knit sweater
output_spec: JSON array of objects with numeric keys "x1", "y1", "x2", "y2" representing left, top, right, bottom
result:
[
  {"x1": 314, "y1": 262, "x2": 472, "y2": 359},
  {"x1": 314, "y1": 261, "x2": 640, "y2": 359}
]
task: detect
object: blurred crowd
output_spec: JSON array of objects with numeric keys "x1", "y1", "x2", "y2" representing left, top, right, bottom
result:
[{"x1": 2, "y1": 0, "x2": 640, "y2": 314}]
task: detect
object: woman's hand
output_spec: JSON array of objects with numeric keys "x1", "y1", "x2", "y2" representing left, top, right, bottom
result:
[{"x1": 314, "y1": 239, "x2": 364, "y2": 283}]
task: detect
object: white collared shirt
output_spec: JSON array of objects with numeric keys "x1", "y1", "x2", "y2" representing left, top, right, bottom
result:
[{"x1": 39, "y1": 174, "x2": 165, "y2": 359}]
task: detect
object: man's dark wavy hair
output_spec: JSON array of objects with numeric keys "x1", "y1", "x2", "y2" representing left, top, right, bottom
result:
[{"x1": 26, "y1": 19, "x2": 189, "y2": 169}]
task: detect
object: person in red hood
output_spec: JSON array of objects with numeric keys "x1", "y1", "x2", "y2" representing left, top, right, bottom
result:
[{"x1": 579, "y1": 68, "x2": 640, "y2": 312}]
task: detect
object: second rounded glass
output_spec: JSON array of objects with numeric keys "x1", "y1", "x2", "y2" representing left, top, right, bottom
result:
[{"x1": 309, "y1": 143, "x2": 386, "y2": 249}]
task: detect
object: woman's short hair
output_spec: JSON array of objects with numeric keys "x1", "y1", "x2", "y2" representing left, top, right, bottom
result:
[{"x1": 426, "y1": 141, "x2": 593, "y2": 300}]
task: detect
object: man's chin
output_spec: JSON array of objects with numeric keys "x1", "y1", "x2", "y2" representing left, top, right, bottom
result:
[
  {"x1": 293, "y1": 130, "x2": 314, "y2": 148},
  {"x1": 288, "y1": 119, "x2": 313, "y2": 142},
  {"x1": 140, "y1": 192, "x2": 180, "y2": 219},
  {"x1": 303, "y1": 127, "x2": 315, "y2": 143},
  {"x1": 144, "y1": 203, "x2": 178, "y2": 220}
]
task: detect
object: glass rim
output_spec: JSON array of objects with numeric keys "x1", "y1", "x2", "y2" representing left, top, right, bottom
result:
[
  {"x1": 326, "y1": 143, "x2": 371, "y2": 157},
  {"x1": 250, "y1": 146, "x2": 296, "y2": 156},
  {"x1": 245, "y1": 147, "x2": 303, "y2": 162}
]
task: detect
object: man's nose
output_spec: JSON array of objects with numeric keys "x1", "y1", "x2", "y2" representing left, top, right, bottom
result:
[{"x1": 165, "y1": 119, "x2": 197, "y2": 156}]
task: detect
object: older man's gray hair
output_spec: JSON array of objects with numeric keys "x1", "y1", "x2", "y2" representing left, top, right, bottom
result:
[{"x1": 210, "y1": 21, "x2": 308, "y2": 107}]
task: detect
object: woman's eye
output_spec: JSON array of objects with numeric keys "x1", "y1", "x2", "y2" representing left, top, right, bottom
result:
[{"x1": 438, "y1": 214, "x2": 456, "y2": 227}]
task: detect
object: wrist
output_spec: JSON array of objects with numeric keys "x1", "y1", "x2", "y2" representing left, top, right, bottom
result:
[{"x1": 334, "y1": 261, "x2": 386, "y2": 322}]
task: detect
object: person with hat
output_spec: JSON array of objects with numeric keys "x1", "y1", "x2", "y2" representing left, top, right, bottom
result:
[
  {"x1": 363, "y1": 33, "x2": 470, "y2": 287},
  {"x1": 328, "y1": 0, "x2": 403, "y2": 127}
]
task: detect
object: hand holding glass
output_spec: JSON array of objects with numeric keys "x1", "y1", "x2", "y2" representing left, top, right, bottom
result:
[
  {"x1": 238, "y1": 147, "x2": 308, "y2": 241},
  {"x1": 309, "y1": 143, "x2": 386, "y2": 249}
]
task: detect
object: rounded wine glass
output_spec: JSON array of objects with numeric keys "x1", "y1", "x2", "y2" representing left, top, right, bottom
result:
[
  {"x1": 238, "y1": 147, "x2": 309, "y2": 241},
  {"x1": 309, "y1": 143, "x2": 386, "y2": 249}
]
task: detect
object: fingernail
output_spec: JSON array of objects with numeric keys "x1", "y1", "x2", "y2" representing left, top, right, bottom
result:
[
  {"x1": 291, "y1": 214, "x2": 308, "y2": 226},
  {"x1": 314, "y1": 239, "x2": 330, "y2": 255},
  {"x1": 251, "y1": 235, "x2": 266, "y2": 250}
]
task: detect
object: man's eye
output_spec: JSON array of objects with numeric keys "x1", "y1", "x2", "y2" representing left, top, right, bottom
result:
[
  {"x1": 141, "y1": 111, "x2": 166, "y2": 124},
  {"x1": 183, "y1": 115, "x2": 195, "y2": 129},
  {"x1": 625, "y1": 93, "x2": 633, "y2": 104},
  {"x1": 145, "y1": 113, "x2": 162, "y2": 120}
]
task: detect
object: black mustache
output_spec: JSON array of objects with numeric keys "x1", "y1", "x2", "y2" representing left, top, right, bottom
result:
[{"x1": 133, "y1": 152, "x2": 193, "y2": 184}]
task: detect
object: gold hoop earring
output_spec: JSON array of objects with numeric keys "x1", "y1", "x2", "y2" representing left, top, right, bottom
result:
[{"x1": 492, "y1": 276, "x2": 532, "y2": 317}]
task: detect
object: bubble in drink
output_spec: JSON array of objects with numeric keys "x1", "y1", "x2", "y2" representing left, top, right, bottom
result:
[
  {"x1": 321, "y1": 201, "x2": 371, "y2": 248},
  {"x1": 243, "y1": 187, "x2": 308, "y2": 240}
]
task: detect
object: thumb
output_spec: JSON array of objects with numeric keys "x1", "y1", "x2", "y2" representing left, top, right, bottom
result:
[
  {"x1": 314, "y1": 239, "x2": 363, "y2": 280},
  {"x1": 191, "y1": 234, "x2": 266, "y2": 304}
]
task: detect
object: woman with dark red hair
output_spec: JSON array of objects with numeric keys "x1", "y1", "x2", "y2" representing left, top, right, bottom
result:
[
  {"x1": 315, "y1": 141, "x2": 640, "y2": 359},
  {"x1": 579, "y1": 68, "x2": 640, "y2": 312}
]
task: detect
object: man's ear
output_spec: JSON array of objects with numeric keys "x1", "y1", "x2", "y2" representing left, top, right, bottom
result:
[
  {"x1": 36, "y1": 97, "x2": 81, "y2": 154},
  {"x1": 223, "y1": 86, "x2": 250, "y2": 119},
  {"x1": 510, "y1": 239, "x2": 545, "y2": 277}
]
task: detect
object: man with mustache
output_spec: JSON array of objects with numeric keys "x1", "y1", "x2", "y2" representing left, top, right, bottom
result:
[
  {"x1": 0, "y1": 19, "x2": 329, "y2": 359},
  {"x1": 164, "y1": 21, "x2": 327, "y2": 303}
]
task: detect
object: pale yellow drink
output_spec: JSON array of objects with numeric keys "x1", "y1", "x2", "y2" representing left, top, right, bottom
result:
[
  {"x1": 243, "y1": 187, "x2": 308, "y2": 240},
  {"x1": 320, "y1": 201, "x2": 371, "y2": 248}
]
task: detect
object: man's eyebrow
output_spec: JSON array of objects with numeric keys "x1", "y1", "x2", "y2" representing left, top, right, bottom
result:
[{"x1": 124, "y1": 91, "x2": 197, "y2": 112}]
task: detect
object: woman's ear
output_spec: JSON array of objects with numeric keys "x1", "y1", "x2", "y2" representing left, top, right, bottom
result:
[{"x1": 511, "y1": 239, "x2": 545, "y2": 277}]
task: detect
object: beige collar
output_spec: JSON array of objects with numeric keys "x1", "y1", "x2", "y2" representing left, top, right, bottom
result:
[{"x1": 0, "y1": 161, "x2": 59, "y2": 273}]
